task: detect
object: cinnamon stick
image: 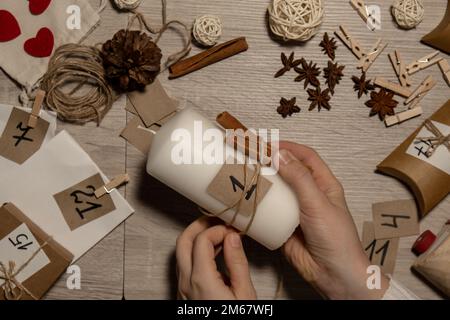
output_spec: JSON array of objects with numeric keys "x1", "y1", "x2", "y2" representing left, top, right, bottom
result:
[
  {"x1": 216, "y1": 111, "x2": 272, "y2": 164},
  {"x1": 217, "y1": 111, "x2": 248, "y2": 131},
  {"x1": 169, "y1": 37, "x2": 249, "y2": 79}
]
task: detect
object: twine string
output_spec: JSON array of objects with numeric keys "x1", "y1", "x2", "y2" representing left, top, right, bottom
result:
[
  {"x1": 0, "y1": 239, "x2": 51, "y2": 300},
  {"x1": 39, "y1": 44, "x2": 116, "y2": 125},
  {"x1": 415, "y1": 119, "x2": 450, "y2": 157},
  {"x1": 127, "y1": 0, "x2": 192, "y2": 68},
  {"x1": 200, "y1": 160, "x2": 261, "y2": 236}
]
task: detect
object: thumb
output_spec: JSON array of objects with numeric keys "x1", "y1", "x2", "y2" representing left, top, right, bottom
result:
[
  {"x1": 277, "y1": 149, "x2": 330, "y2": 212},
  {"x1": 223, "y1": 233, "x2": 256, "y2": 299}
]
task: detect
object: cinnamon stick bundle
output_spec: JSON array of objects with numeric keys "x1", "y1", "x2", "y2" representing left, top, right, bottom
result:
[
  {"x1": 216, "y1": 111, "x2": 272, "y2": 164},
  {"x1": 169, "y1": 37, "x2": 249, "y2": 79}
]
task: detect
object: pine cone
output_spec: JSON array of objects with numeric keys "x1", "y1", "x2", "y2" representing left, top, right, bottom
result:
[{"x1": 102, "y1": 29, "x2": 162, "y2": 92}]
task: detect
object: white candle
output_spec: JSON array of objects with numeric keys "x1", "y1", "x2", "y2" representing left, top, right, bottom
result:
[{"x1": 146, "y1": 108, "x2": 300, "y2": 250}]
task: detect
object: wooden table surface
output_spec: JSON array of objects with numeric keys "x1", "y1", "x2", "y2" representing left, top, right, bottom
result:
[{"x1": 0, "y1": 0, "x2": 448, "y2": 300}]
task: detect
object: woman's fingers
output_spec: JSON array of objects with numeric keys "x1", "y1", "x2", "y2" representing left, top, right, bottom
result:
[
  {"x1": 191, "y1": 225, "x2": 234, "y2": 283},
  {"x1": 277, "y1": 149, "x2": 331, "y2": 214},
  {"x1": 278, "y1": 142, "x2": 341, "y2": 189},
  {"x1": 223, "y1": 233, "x2": 256, "y2": 299},
  {"x1": 278, "y1": 142, "x2": 345, "y2": 207},
  {"x1": 176, "y1": 217, "x2": 215, "y2": 280}
]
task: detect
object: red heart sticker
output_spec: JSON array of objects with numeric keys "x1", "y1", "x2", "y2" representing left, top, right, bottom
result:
[
  {"x1": 0, "y1": 10, "x2": 21, "y2": 42},
  {"x1": 29, "y1": 0, "x2": 52, "y2": 15},
  {"x1": 24, "y1": 27, "x2": 54, "y2": 58}
]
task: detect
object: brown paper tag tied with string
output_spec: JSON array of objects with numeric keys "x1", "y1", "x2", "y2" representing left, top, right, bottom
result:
[
  {"x1": 0, "y1": 107, "x2": 49, "y2": 164},
  {"x1": 207, "y1": 163, "x2": 272, "y2": 217},
  {"x1": 0, "y1": 203, "x2": 72, "y2": 300},
  {"x1": 53, "y1": 173, "x2": 116, "y2": 231}
]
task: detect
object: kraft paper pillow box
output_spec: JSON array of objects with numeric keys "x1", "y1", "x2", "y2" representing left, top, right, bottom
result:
[
  {"x1": 0, "y1": 203, "x2": 73, "y2": 300},
  {"x1": 377, "y1": 100, "x2": 450, "y2": 217}
]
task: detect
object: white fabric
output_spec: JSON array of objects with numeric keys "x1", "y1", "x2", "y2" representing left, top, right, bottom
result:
[
  {"x1": 0, "y1": 0, "x2": 100, "y2": 89},
  {"x1": 382, "y1": 277, "x2": 420, "y2": 300}
]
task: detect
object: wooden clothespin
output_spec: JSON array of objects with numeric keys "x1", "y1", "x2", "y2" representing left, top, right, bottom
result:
[
  {"x1": 384, "y1": 107, "x2": 423, "y2": 127},
  {"x1": 374, "y1": 77, "x2": 412, "y2": 98},
  {"x1": 94, "y1": 173, "x2": 130, "y2": 198},
  {"x1": 335, "y1": 25, "x2": 364, "y2": 60},
  {"x1": 388, "y1": 50, "x2": 411, "y2": 87},
  {"x1": 28, "y1": 90, "x2": 46, "y2": 128},
  {"x1": 405, "y1": 75, "x2": 437, "y2": 109},
  {"x1": 406, "y1": 51, "x2": 442, "y2": 75},
  {"x1": 349, "y1": 0, "x2": 379, "y2": 30},
  {"x1": 335, "y1": 25, "x2": 386, "y2": 73},
  {"x1": 438, "y1": 59, "x2": 450, "y2": 86},
  {"x1": 358, "y1": 39, "x2": 387, "y2": 72}
]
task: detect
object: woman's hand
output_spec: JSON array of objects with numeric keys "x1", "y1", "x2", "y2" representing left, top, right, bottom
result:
[
  {"x1": 176, "y1": 217, "x2": 257, "y2": 300},
  {"x1": 276, "y1": 142, "x2": 389, "y2": 300}
]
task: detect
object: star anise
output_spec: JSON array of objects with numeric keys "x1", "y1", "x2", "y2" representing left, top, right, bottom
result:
[
  {"x1": 294, "y1": 59, "x2": 321, "y2": 89},
  {"x1": 277, "y1": 97, "x2": 301, "y2": 118},
  {"x1": 352, "y1": 72, "x2": 375, "y2": 99},
  {"x1": 365, "y1": 88, "x2": 398, "y2": 121},
  {"x1": 307, "y1": 87, "x2": 331, "y2": 111},
  {"x1": 275, "y1": 52, "x2": 303, "y2": 78},
  {"x1": 319, "y1": 32, "x2": 338, "y2": 60},
  {"x1": 323, "y1": 61, "x2": 345, "y2": 95}
]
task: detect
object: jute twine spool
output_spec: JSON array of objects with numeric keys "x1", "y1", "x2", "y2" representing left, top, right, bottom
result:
[
  {"x1": 40, "y1": 44, "x2": 115, "y2": 125},
  {"x1": 268, "y1": 0, "x2": 324, "y2": 42},
  {"x1": 391, "y1": 0, "x2": 424, "y2": 29},
  {"x1": 192, "y1": 15, "x2": 223, "y2": 47},
  {"x1": 38, "y1": 0, "x2": 191, "y2": 125},
  {"x1": 113, "y1": 0, "x2": 142, "y2": 10}
]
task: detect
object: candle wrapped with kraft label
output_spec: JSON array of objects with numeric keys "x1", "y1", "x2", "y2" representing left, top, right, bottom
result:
[
  {"x1": 377, "y1": 99, "x2": 450, "y2": 217},
  {"x1": 146, "y1": 108, "x2": 299, "y2": 250}
]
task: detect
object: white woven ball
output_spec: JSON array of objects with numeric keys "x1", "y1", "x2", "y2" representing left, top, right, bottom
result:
[
  {"x1": 114, "y1": 0, "x2": 142, "y2": 10},
  {"x1": 192, "y1": 15, "x2": 223, "y2": 47},
  {"x1": 268, "y1": 0, "x2": 324, "y2": 42},
  {"x1": 392, "y1": 0, "x2": 424, "y2": 29}
]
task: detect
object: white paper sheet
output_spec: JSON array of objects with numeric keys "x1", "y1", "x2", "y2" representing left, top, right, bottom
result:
[
  {"x1": 0, "y1": 223, "x2": 50, "y2": 287},
  {"x1": 406, "y1": 121, "x2": 450, "y2": 175},
  {"x1": 0, "y1": 104, "x2": 57, "y2": 178},
  {"x1": 0, "y1": 131, "x2": 134, "y2": 261}
]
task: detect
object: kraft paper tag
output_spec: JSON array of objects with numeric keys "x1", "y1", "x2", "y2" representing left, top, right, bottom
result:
[
  {"x1": 406, "y1": 120, "x2": 450, "y2": 175},
  {"x1": 372, "y1": 200, "x2": 420, "y2": 240},
  {"x1": 0, "y1": 107, "x2": 49, "y2": 164},
  {"x1": 53, "y1": 173, "x2": 116, "y2": 231},
  {"x1": 362, "y1": 221, "x2": 399, "y2": 275},
  {"x1": 0, "y1": 223, "x2": 50, "y2": 287},
  {"x1": 120, "y1": 117, "x2": 155, "y2": 155},
  {"x1": 126, "y1": 80, "x2": 179, "y2": 127},
  {"x1": 207, "y1": 164, "x2": 272, "y2": 217},
  {"x1": 0, "y1": 203, "x2": 73, "y2": 300}
]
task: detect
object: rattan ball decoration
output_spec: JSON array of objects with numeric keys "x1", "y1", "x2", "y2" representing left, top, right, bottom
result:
[
  {"x1": 391, "y1": 0, "x2": 424, "y2": 29},
  {"x1": 192, "y1": 15, "x2": 223, "y2": 47},
  {"x1": 268, "y1": 0, "x2": 324, "y2": 42},
  {"x1": 113, "y1": 0, "x2": 142, "y2": 11}
]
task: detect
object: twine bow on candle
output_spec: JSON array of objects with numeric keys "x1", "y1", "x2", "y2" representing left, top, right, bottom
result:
[
  {"x1": 415, "y1": 120, "x2": 450, "y2": 157},
  {"x1": 200, "y1": 162, "x2": 261, "y2": 235},
  {"x1": 0, "y1": 240, "x2": 51, "y2": 300}
]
